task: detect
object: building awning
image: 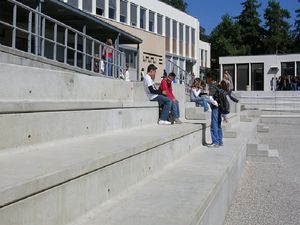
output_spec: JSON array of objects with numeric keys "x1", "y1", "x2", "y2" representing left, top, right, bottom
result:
[{"x1": 18, "y1": 0, "x2": 142, "y2": 45}]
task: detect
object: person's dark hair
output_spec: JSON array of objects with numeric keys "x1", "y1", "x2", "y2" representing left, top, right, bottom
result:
[
  {"x1": 147, "y1": 64, "x2": 157, "y2": 73},
  {"x1": 206, "y1": 72, "x2": 217, "y2": 81},
  {"x1": 168, "y1": 72, "x2": 176, "y2": 78},
  {"x1": 220, "y1": 80, "x2": 229, "y2": 91}
]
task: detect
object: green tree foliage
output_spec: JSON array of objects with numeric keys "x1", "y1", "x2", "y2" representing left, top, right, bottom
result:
[
  {"x1": 264, "y1": 0, "x2": 291, "y2": 54},
  {"x1": 160, "y1": 0, "x2": 188, "y2": 12},
  {"x1": 293, "y1": 0, "x2": 300, "y2": 52},
  {"x1": 210, "y1": 14, "x2": 246, "y2": 68},
  {"x1": 236, "y1": 0, "x2": 264, "y2": 54},
  {"x1": 200, "y1": 26, "x2": 210, "y2": 42}
]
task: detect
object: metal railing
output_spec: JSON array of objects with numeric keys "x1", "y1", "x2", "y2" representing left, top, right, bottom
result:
[
  {"x1": 0, "y1": 0, "x2": 126, "y2": 78},
  {"x1": 168, "y1": 59, "x2": 193, "y2": 95}
]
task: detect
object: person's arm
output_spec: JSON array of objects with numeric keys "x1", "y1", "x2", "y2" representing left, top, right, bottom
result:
[{"x1": 148, "y1": 86, "x2": 162, "y2": 95}]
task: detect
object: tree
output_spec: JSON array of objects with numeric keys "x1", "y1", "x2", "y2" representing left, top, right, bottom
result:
[
  {"x1": 210, "y1": 14, "x2": 247, "y2": 68},
  {"x1": 264, "y1": 0, "x2": 291, "y2": 54},
  {"x1": 160, "y1": 0, "x2": 188, "y2": 12},
  {"x1": 293, "y1": 0, "x2": 300, "y2": 52},
  {"x1": 236, "y1": 0, "x2": 264, "y2": 54},
  {"x1": 200, "y1": 26, "x2": 210, "y2": 42}
]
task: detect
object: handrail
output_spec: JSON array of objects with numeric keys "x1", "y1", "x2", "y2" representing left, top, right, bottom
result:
[
  {"x1": 1, "y1": 0, "x2": 126, "y2": 78},
  {"x1": 168, "y1": 59, "x2": 193, "y2": 95}
]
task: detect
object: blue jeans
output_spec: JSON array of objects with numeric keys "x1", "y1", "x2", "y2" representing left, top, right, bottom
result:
[
  {"x1": 106, "y1": 58, "x2": 113, "y2": 76},
  {"x1": 210, "y1": 107, "x2": 223, "y2": 145},
  {"x1": 191, "y1": 96, "x2": 209, "y2": 111},
  {"x1": 171, "y1": 100, "x2": 180, "y2": 119},
  {"x1": 151, "y1": 95, "x2": 172, "y2": 121}
]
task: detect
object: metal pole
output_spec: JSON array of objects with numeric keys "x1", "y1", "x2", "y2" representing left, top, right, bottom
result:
[
  {"x1": 64, "y1": 28, "x2": 68, "y2": 63},
  {"x1": 137, "y1": 43, "x2": 140, "y2": 81},
  {"x1": 28, "y1": 11, "x2": 32, "y2": 53},
  {"x1": 82, "y1": 25, "x2": 86, "y2": 69},
  {"x1": 53, "y1": 23, "x2": 57, "y2": 60},
  {"x1": 12, "y1": 3, "x2": 17, "y2": 48}
]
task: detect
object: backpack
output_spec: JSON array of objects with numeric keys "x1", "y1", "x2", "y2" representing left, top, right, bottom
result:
[{"x1": 211, "y1": 85, "x2": 230, "y2": 114}]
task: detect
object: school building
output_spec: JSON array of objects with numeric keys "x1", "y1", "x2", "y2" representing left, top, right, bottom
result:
[{"x1": 219, "y1": 54, "x2": 300, "y2": 91}]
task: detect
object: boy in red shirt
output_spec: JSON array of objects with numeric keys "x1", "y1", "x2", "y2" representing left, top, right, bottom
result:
[{"x1": 159, "y1": 72, "x2": 182, "y2": 124}]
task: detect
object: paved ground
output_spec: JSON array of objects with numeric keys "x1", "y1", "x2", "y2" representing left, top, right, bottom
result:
[{"x1": 224, "y1": 123, "x2": 300, "y2": 225}]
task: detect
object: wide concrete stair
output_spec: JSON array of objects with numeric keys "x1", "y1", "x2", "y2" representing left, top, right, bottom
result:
[
  {"x1": 0, "y1": 63, "x2": 250, "y2": 225},
  {"x1": 237, "y1": 91, "x2": 300, "y2": 111}
]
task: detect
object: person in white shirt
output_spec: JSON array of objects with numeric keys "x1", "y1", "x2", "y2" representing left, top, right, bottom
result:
[{"x1": 143, "y1": 64, "x2": 172, "y2": 125}]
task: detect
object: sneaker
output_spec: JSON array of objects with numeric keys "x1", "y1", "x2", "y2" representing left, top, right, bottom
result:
[
  {"x1": 174, "y1": 118, "x2": 183, "y2": 124},
  {"x1": 207, "y1": 143, "x2": 220, "y2": 148},
  {"x1": 158, "y1": 120, "x2": 172, "y2": 125}
]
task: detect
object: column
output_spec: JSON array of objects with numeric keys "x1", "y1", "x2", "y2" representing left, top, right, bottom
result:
[
  {"x1": 176, "y1": 22, "x2": 179, "y2": 56},
  {"x1": 116, "y1": 0, "x2": 120, "y2": 22},
  {"x1": 220, "y1": 64, "x2": 223, "y2": 81},
  {"x1": 127, "y1": 0, "x2": 131, "y2": 25},
  {"x1": 92, "y1": 0, "x2": 96, "y2": 14},
  {"x1": 78, "y1": 0, "x2": 83, "y2": 10},
  {"x1": 154, "y1": 12, "x2": 157, "y2": 34},
  {"x1": 248, "y1": 63, "x2": 251, "y2": 91},
  {"x1": 104, "y1": 0, "x2": 109, "y2": 18},
  {"x1": 183, "y1": 25, "x2": 186, "y2": 57},
  {"x1": 234, "y1": 64, "x2": 237, "y2": 91},
  {"x1": 169, "y1": 19, "x2": 173, "y2": 54},
  {"x1": 136, "y1": 5, "x2": 140, "y2": 28},
  {"x1": 145, "y1": 9, "x2": 149, "y2": 31},
  {"x1": 162, "y1": 15, "x2": 166, "y2": 36}
]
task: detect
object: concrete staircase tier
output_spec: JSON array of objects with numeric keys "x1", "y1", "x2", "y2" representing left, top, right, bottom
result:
[
  {"x1": 66, "y1": 119, "x2": 257, "y2": 225},
  {"x1": 185, "y1": 106, "x2": 209, "y2": 120},
  {"x1": 0, "y1": 123, "x2": 203, "y2": 224}
]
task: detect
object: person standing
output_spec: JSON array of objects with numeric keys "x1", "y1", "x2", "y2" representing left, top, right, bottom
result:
[
  {"x1": 102, "y1": 38, "x2": 114, "y2": 76},
  {"x1": 206, "y1": 73, "x2": 223, "y2": 148},
  {"x1": 159, "y1": 72, "x2": 183, "y2": 124},
  {"x1": 143, "y1": 64, "x2": 172, "y2": 125}
]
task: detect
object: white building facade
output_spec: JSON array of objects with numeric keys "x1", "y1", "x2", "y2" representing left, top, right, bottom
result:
[
  {"x1": 219, "y1": 54, "x2": 300, "y2": 91},
  {"x1": 63, "y1": 0, "x2": 211, "y2": 80}
]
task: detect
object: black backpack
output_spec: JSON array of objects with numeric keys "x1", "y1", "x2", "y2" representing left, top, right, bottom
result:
[{"x1": 211, "y1": 85, "x2": 230, "y2": 114}]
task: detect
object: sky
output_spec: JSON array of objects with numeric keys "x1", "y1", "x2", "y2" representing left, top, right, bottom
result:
[{"x1": 185, "y1": 0, "x2": 298, "y2": 35}]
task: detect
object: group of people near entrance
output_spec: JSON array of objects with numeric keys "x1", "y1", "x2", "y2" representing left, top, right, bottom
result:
[{"x1": 144, "y1": 65, "x2": 238, "y2": 148}]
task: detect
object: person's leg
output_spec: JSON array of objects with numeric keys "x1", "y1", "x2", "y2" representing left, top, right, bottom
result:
[
  {"x1": 210, "y1": 107, "x2": 220, "y2": 144},
  {"x1": 107, "y1": 58, "x2": 113, "y2": 76},
  {"x1": 217, "y1": 110, "x2": 223, "y2": 145},
  {"x1": 194, "y1": 97, "x2": 209, "y2": 111},
  {"x1": 152, "y1": 95, "x2": 172, "y2": 121}
]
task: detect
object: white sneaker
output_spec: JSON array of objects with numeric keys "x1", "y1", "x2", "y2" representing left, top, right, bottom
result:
[{"x1": 158, "y1": 120, "x2": 172, "y2": 125}]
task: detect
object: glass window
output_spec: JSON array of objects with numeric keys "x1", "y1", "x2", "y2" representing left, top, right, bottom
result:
[
  {"x1": 237, "y1": 64, "x2": 249, "y2": 91},
  {"x1": 130, "y1": 4, "x2": 137, "y2": 26},
  {"x1": 122, "y1": 49, "x2": 137, "y2": 69},
  {"x1": 179, "y1": 23, "x2": 183, "y2": 55},
  {"x1": 251, "y1": 63, "x2": 264, "y2": 91},
  {"x1": 281, "y1": 62, "x2": 295, "y2": 76},
  {"x1": 157, "y1": 14, "x2": 163, "y2": 35},
  {"x1": 109, "y1": 0, "x2": 116, "y2": 20},
  {"x1": 223, "y1": 64, "x2": 235, "y2": 89},
  {"x1": 120, "y1": 0, "x2": 127, "y2": 23},
  {"x1": 149, "y1": 11, "x2": 155, "y2": 32},
  {"x1": 68, "y1": 0, "x2": 78, "y2": 8},
  {"x1": 83, "y1": 0, "x2": 92, "y2": 12},
  {"x1": 172, "y1": 20, "x2": 177, "y2": 39},
  {"x1": 297, "y1": 62, "x2": 300, "y2": 77},
  {"x1": 96, "y1": 0, "x2": 105, "y2": 16},
  {"x1": 140, "y1": 7, "x2": 146, "y2": 29}
]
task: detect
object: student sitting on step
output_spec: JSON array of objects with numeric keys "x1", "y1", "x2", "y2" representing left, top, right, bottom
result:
[
  {"x1": 143, "y1": 64, "x2": 172, "y2": 125},
  {"x1": 159, "y1": 72, "x2": 183, "y2": 124}
]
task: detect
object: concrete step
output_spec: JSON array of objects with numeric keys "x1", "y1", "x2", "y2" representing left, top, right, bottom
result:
[
  {"x1": 0, "y1": 100, "x2": 157, "y2": 113},
  {"x1": 257, "y1": 123, "x2": 270, "y2": 133},
  {"x1": 260, "y1": 115, "x2": 300, "y2": 125},
  {"x1": 185, "y1": 107, "x2": 209, "y2": 120},
  {"x1": 0, "y1": 107, "x2": 158, "y2": 151},
  {"x1": 240, "y1": 114, "x2": 252, "y2": 122},
  {"x1": 0, "y1": 63, "x2": 134, "y2": 102},
  {"x1": 68, "y1": 121, "x2": 258, "y2": 225},
  {"x1": 0, "y1": 123, "x2": 203, "y2": 225},
  {"x1": 223, "y1": 129, "x2": 237, "y2": 138}
]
